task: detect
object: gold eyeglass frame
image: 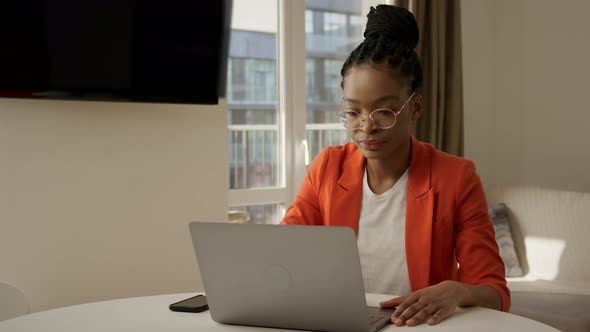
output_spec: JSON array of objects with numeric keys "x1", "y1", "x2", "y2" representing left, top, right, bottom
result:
[{"x1": 337, "y1": 91, "x2": 416, "y2": 130}]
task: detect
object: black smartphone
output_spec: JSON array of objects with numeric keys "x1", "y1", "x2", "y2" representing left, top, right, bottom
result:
[{"x1": 169, "y1": 295, "x2": 209, "y2": 313}]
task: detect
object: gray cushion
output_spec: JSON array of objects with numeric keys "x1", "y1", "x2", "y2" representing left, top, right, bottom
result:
[
  {"x1": 510, "y1": 292, "x2": 590, "y2": 332},
  {"x1": 490, "y1": 203, "x2": 524, "y2": 277}
]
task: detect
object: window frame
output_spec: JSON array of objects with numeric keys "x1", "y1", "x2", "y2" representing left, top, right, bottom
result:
[
  {"x1": 228, "y1": 0, "x2": 389, "y2": 221},
  {"x1": 228, "y1": 0, "x2": 306, "y2": 212}
]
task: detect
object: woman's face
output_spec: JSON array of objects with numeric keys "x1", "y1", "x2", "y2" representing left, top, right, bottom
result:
[{"x1": 341, "y1": 64, "x2": 422, "y2": 162}]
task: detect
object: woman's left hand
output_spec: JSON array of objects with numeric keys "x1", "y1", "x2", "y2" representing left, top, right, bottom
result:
[{"x1": 379, "y1": 280, "x2": 465, "y2": 327}]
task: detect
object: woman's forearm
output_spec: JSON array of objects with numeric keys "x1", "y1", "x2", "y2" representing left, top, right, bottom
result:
[{"x1": 456, "y1": 283, "x2": 503, "y2": 311}]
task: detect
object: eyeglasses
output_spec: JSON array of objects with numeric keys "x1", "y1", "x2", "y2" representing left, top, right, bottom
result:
[{"x1": 337, "y1": 92, "x2": 416, "y2": 130}]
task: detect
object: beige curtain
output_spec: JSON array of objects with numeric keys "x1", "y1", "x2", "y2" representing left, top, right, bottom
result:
[{"x1": 394, "y1": 0, "x2": 464, "y2": 156}]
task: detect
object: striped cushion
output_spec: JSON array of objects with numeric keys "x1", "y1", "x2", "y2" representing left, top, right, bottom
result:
[{"x1": 490, "y1": 203, "x2": 524, "y2": 277}]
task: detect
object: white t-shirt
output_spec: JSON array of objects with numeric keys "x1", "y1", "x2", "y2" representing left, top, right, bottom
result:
[{"x1": 357, "y1": 167, "x2": 412, "y2": 296}]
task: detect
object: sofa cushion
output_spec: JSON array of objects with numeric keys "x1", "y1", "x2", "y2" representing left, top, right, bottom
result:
[
  {"x1": 510, "y1": 292, "x2": 590, "y2": 332},
  {"x1": 508, "y1": 279, "x2": 590, "y2": 296},
  {"x1": 490, "y1": 203, "x2": 524, "y2": 277},
  {"x1": 486, "y1": 185, "x2": 590, "y2": 282}
]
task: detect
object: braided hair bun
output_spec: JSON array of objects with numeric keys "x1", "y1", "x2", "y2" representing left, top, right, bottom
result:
[
  {"x1": 364, "y1": 5, "x2": 419, "y2": 50},
  {"x1": 340, "y1": 4, "x2": 423, "y2": 92}
]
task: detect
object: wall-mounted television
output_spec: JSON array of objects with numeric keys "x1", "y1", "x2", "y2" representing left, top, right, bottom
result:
[{"x1": 0, "y1": 1, "x2": 231, "y2": 104}]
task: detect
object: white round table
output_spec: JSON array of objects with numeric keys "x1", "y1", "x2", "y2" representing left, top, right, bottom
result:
[{"x1": 0, "y1": 293, "x2": 558, "y2": 331}]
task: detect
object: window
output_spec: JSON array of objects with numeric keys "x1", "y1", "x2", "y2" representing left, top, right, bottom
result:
[
  {"x1": 305, "y1": 10, "x2": 314, "y2": 34},
  {"x1": 305, "y1": 0, "x2": 363, "y2": 161},
  {"x1": 349, "y1": 15, "x2": 363, "y2": 38},
  {"x1": 324, "y1": 59, "x2": 343, "y2": 103},
  {"x1": 305, "y1": 58, "x2": 317, "y2": 102},
  {"x1": 323, "y1": 12, "x2": 347, "y2": 36},
  {"x1": 228, "y1": 0, "x2": 283, "y2": 224},
  {"x1": 228, "y1": 0, "x2": 365, "y2": 224}
]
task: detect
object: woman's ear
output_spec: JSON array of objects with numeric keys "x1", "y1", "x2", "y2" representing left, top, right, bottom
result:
[{"x1": 410, "y1": 94, "x2": 423, "y2": 121}]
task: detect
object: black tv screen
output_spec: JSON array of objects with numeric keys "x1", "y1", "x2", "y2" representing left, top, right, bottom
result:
[{"x1": 0, "y1": 0, "x2": 231, "y2": 104}]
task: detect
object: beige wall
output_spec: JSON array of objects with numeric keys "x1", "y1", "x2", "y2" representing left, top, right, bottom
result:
[
  {"x1": 0, "y1": 99, "x2": 228, "y2": 312},
  {"x1": 462, "y1": 0, "x2": 590, "y2": 193}
]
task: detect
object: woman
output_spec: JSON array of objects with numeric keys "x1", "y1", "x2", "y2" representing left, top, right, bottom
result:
[{"x1": 281, "y1": 4, "x2": 509, "y2": 327}]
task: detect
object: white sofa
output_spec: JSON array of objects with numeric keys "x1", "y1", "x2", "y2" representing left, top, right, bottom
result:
[{"x1": 486, "y1": 185, "x2": 590, "y2": 332}]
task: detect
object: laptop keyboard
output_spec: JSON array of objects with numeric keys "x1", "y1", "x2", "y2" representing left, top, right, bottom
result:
[{"x1": 368, "y1": 315, "x2": 383, "y2": 325}]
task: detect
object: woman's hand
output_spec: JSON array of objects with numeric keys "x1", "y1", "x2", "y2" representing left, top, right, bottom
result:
[{"x1": 379, "y1": 280, "x2": 466, "y2": 327}]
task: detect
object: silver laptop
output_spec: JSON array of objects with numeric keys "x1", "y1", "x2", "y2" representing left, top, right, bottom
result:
[{"x1": 189, "y1": 222, "x2": 395, "y2": 332}]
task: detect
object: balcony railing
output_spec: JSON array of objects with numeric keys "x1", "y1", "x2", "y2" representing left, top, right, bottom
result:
[
  {"x1": 305, "y1": 123, "x2": 349, "y2": 159},
  {"x1": 228, "y1": 123, "x2": 349, "y2": 189},
  {"x1": 228, "y1": 124, "x2": 279, "y2": 190}
]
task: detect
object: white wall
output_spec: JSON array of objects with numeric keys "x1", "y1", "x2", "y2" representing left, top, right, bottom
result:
[
  {"x1": 0, "y1": 99, "x2": 228, "y2": 312},
  {"x1": 462, "y1": 0, "x2": 590, "y2": 193}
]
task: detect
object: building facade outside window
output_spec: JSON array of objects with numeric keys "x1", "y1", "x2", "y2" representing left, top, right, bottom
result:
[{"x1": 228, "y1": 0, "x2": 364, "y2": 224}]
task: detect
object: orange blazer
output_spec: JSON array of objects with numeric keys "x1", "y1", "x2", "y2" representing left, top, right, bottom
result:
[{"x1": 281, "y1": 136, "x2": 510, "y2": 312}]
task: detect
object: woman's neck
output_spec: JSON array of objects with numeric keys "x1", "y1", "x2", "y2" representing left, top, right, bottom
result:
[{"x1": 365, "y1": 137, "x2": 411, "y2": 194}]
